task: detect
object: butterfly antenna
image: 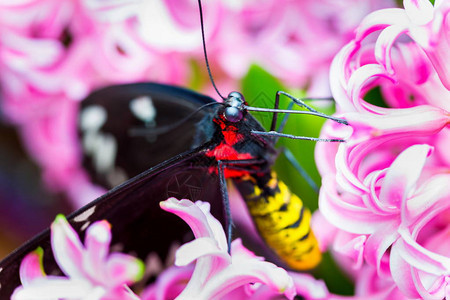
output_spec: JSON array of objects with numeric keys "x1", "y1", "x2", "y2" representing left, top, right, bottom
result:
[{"x1": 198, "y1": 0, "x2": 226, "y2": 101}]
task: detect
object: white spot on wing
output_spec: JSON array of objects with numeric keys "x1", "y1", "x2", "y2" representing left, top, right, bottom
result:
[
  {"x1": 80, "y1": 105, "x2": 107, "y2": 131},
  {"x1": 80, "y1": 221, "x2": 91, "y2": 231},
  {"x1": 129, "y1": 96, "x2": 156, "y2": 123},
  {"x1": 73, "y1": 206, "x2": 96, "y2": 222},
  {"x1": 94, "y1": 133, "x2": 117, "y2": 173},
  {"x1": 82, "y1": 129, "x2": 118, "y2": 176}
]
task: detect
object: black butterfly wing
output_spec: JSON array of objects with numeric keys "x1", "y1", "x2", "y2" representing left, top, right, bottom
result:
[
  {"x1": 0, "y1": 144, "x2": 223, "y2": 297},
  {"x1": 79, "y1": 82, "x2": 217, "y2": 189}
]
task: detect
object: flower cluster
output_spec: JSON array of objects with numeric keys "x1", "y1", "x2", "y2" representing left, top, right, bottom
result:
[
  {"x1": 0, "y1": 0, "x2": 187, "y2": 207},
  {"x1": 12, "y1": 215, "x2": 144, "y2": 299},
  {"x1": 12, "y1": 199, "x2": 335, "y2": 299},
  {"x1": 315, "y1": 0, "x2": 450, "y2": 298},
  {"x1": 0, "y1": 0, "x2": 394, "y2": 208}
]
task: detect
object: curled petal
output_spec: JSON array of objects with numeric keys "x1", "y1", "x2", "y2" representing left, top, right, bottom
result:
[
  {"x1": 140, "y1": 265, "x2": 194, "y2": 300},
  {"x1": 105, "y1": 253, "x2": 145, "y2": 287},
  {"x1": 355, "y1": 8, "x2": 409, "y2": 41},
  {"x1": 175, "y1": 237, "x2": 230, "y2": 267},
  {"x1": 347, "y1": 64, "x2": 396, "y2": 112},
  {"x1": 397, "y1": 227, "x2": 450, "y2": 275},
  {"x1": 333, "y1": 233, "x2": 367, "y2": 269},
  {"x1": 378, "y1": 144, "x2": 433, "y2": 208},
  {"x1": 319, "y1": 176, "x2": 390, "y2": 234},
  {"x1": 160, "y1": 198, "x2": 227, "y2": 251},
  {"x1": 188, "y1": 260, "x2": 295, "y2": 300},
  {"x1": 289, "y1": 273, "x2": 330, "y2": 299},
  {"x1": 391, "y1": 236, "x2": 448, "y2": 299},
  {"x1": 375, "y1": 24, "x2": 408, "y2": 74},
  {"x1": 344, "y1": 105, "x2": 450, "y2": 135},
  {"x1": 425, "y1": 23, "x2": 450, "y2": 90},
  {"x1": 19, "y1": 249, "x2": 46, "y2": 286},
  {"x1": 329, "y1": 42, "x2": 360, "y2": 112},
  {"x1": 51, "y1": 215, "x2": 85, "y2": 279},
  {"x1": 404, "y1": 174, "x2": 450, "y2": 224},
  {"x1": 403, "y1": 0, "x2": 434, "y2": 25},
  {"x1": 363, "y1": 220, "x2": 399, "y2": 273},
  {"x1": 84, "y1": 220, "x2": 112, "y2": 279}
]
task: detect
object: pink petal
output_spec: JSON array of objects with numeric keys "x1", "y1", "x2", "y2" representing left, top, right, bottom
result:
[
  {"x1": 230, "y1": 238, "x2": 263, "y2": 262},
  {"x1": 391, "y1": 237, "x2": 448, "y2": 299},
  {"x1": 355, "y1": 8, "x2": 409, "y2": 41},
  {"x1": 344, "y1": 105, "x2": 450, "y2": 135},
  {"x1": 82, "y1": 0, "x2": 140, "y2": 22},
  {"x1": 375, "y1": 24, "x2": 408, "y2": 74},
  {"x1": 19, "y1": 249, "x2": 46, "y2": 286},
  {"x1": 175, "y1": 237, "x2": 230, "y2": 267},
  {"x1": 140, "y1": 265, "x2": 194, "y2": 300},
  {"x1": 404, "y1": 174, "x2": 450, "y2": 224},
  {"x1": 379, "y1": 144, "x2": 433, "y2": 208},
  {"x1": 50, "y1": 215, "x2": 85, "y2": 279},
  {"x1": 137, "y1": 1, "x2": 219, "y2": 52},
  {"x1": 12, "y1": 277, "x2": 92, "y2": 300},
  {"x1": 424, "y1": 224, "x2": 450, "y2": 257},
  {"x1": 403, "y1": 0, "x2": 434, "y2": 25},
  {"x1": 183, "y1": 261, "x2": 295, "y2": 300},
  {"x1": 347, "y1": 63, "x2": 396, "y2": 112},
  {"x1": 310, "y1": 211, "x2": 338, "y2": 252},
  {"x1": 289, "y1": 272, "x2": 329, "y2": 299},
  {"x1": 84, "y1": 220, "x2": 112, "y2": 279},
  {"x1": 319, "y1": 176, "x2": 391, "y2": 234},
  {"x1": 333, "y1": 233, "x2": 367, "y2": 269},
  {"x1": 364, "y1": 220, "x2": 400, "y2": 273},
  {"x1": 335, "y1": 146, "x2": 370, "y2": 196},
  {"x1": 160, "y1": 198, "x2": 227, "y2": 250},
  {"x1": 390, "y1": 243, "x2": 421, "y2": 298},
  {"x1": 105, "y1": 253, "x2": 145, "y2": 286},
  {"x1": 397, "y1": 227, "x2": 450, "y2": 275},
  {"x1": 424, "y1": 25, "x2": 450, "y2": 90}
]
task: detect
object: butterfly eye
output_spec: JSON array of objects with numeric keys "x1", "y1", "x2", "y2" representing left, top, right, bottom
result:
[{"x1": 223, "y1": 91, "x2": 245, "y2": 122}]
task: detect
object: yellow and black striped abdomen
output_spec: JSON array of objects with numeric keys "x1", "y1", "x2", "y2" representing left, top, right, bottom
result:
[{"x1": 234, "y1": 172, "x2": 321, "y2": 270}]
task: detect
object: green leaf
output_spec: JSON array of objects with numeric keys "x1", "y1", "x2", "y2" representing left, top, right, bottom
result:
[{"x1": 241, "y1": 64, "x2": 334, "y2": 210}]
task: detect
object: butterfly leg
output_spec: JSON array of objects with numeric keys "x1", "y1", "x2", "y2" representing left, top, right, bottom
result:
[
  {"x1": 280, "y1": 146, "x2": 319, "y2": 193},
  {"x1": 267, "y1": 93, "x2": 334, "y2": 193},
  {"x1": 217, "y1": 158, "x2": 267, "y2": 253},
  {"x1": 270, "y1": 90, "x2": 344, "y2": 131}
]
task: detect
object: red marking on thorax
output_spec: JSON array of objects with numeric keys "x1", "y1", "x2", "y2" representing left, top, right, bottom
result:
[{"x1": 206, "y1": 117, "x2": 254, "y2": 178}]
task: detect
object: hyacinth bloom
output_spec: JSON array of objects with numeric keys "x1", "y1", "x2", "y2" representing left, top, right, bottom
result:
[
  {"x1": 12, "y1": 215, "x2": 144, "y2": 299},
  {"x1": 150, "y1": 198, "x2": 297, "y2": 299},
  {"x1": 143, "y1": 198, "x2": 340, "y2": 300},
  {"x1": 11, "y1": 199, "x2": 343, "y2": 299},
  {"x1": 315, "y1": 0, "x2": 450, "y2": 298},
  {"x1": 0, "y1": 0, "x2": 189, "y2": 207}
]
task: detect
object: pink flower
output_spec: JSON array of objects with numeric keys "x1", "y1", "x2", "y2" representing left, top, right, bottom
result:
[
  {"x1": 213, "y1": 0, "x2": 395, "y2": 94},
  {"x1": 0, "y1": 0, "x2": 190, "y2": 207},
  {"x1": 157, "y1": 198, "x2": 296, "y2": 299},
  {"x1": 391, "y1": 208, "x2": 450, "y2": 299},
  {"x1": 317, "y1": 0, "x2": 450, "y2": 298},
  {"x1": 12, "y1": 215, "x2": 144, "y2": 300}
]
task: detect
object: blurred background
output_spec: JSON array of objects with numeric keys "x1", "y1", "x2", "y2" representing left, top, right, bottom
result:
[{"x1": 0, "y1": 0, "x2": 398, "y2": 294}]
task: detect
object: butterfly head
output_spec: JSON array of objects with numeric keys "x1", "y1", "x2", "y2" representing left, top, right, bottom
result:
[{"x1": 223, "y1": 91, "x2": 246, "y2": 123}]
